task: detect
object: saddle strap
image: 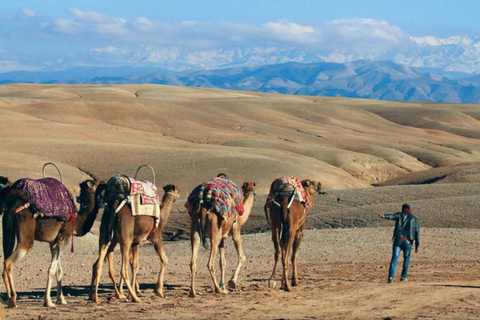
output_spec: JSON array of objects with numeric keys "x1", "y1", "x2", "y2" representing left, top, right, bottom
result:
[{"x1": 14, "y1": 202, "x2": 31, "y2": 214}]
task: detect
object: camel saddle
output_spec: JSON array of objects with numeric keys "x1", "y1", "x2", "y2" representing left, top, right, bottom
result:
[
  {"x1": 10, "y1": 178, "x2": 77, "y2": 219},
  {"x1": 106, "y1": 175, "x2": 160, "y2": 219},
  {"x1": 266, "y1": 175, "x2": 311, "y2": 208},
  {"x1": 185, "y1": 176, "x2": 244, "y2": 220}
]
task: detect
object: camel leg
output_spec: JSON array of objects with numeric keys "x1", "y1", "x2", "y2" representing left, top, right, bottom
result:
[
  {"x1": 104, "y1": 238, "x2": 126, "y2": 300},
  {"x1": 119, "y1": 242, "x2": 141, "y2": 303},
  {"x1": 207, "y1": 214, "x2": 224, "y2": 294},
  {"x1": 189, "y1": 218, "x2": 201, "y2": 298},
  {"x1": 3, "y1": 246, "x2": 30, "y2": 308},
  {"x1": 44, "y1": 242, "x2": 63, "y2": 307},
  {"x1": 90, "y1": 242, "x2": 110, "y2": 303},
  {"x1": 228, "y1": 226, "x2": 246, "y2": 290},
  {"x1": 268, "y1": 222, "x2": 281, "y2": 289},
  {"x1": 54, "y1": 241, "x2": 69, "y2": 305},
  {"x1": 281, "y1": 237, "x2": 295, "y2": 292},
  {"x1": 130, "y1": 244, "x2": 142, "y2": 295},
  {"x1": 291, "y1": 224, "x2": 305, "y2": 287},
  {"x1": 152, "y1": 238, "x2": 168, "y2": 297},
  {"x1": 219, "y1": 239, "x2": 226, "y2": 290}
]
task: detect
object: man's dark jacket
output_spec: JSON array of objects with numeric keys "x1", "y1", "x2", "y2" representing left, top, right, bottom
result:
[{"x1": 385, "y1": 211, "x2": 420, "y2": 250}]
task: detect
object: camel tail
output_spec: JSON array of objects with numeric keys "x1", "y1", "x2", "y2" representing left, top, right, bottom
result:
[
  {"x1": 99, "y1": 199, "x2": 119, "y2": 245},
  {"x1": 2, "y1": 210, "x2": 16, "y2": 260},
  {"x1": 199, "y1": 207, "x2": 208, "y2": 248},
  {"x1": 280, "y1": 195, "x2": 291, "y2": 246}
]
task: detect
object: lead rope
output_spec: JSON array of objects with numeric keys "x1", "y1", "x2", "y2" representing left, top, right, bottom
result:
[{"x1": 70, "y1": 213, "x2": 76, "y2": 253}]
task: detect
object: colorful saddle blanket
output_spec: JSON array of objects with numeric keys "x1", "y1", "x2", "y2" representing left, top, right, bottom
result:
[
  {"x1": 266, "y1": 175, "x2": 311, "y2": 207},
  {"x1": 185, "y1": 176, "x2": 244, "y2": 219},
  {"x1": 11, "y1": 178, "x2": 77, "y2": 218}
]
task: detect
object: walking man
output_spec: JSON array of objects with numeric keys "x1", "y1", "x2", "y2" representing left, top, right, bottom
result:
[{"x1": 379, "y1": 204, "x2": 420, "y2": 283}]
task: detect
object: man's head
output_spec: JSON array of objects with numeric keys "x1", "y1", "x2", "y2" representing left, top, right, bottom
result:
[{"x1": 402, "y1": 203, "x2": 411, "y2": 213}]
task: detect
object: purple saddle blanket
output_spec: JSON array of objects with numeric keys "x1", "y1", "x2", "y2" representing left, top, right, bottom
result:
[{"x1": 11, "y1": 178, "x2": 77, "y2": 217}]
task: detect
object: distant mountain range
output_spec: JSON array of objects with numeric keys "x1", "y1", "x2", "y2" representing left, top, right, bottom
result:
[{"x1": 1, "y1": 59, "x2": 480, "y2": 103}]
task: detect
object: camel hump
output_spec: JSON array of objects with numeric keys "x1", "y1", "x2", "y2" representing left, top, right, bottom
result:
[{"x1": 266, "y1": 175, "x2": 310, "y2": 207}]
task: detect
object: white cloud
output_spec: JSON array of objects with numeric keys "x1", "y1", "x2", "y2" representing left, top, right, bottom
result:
[
  {"x1": 263, "y1": 21, "x2": 318, "y2": 43},
  {"x1": 322, "y1": 18, "x2": 408, "y2": 50},
  {"x1": 22, "y1": 9, "x2": 36, "y2": 18}
]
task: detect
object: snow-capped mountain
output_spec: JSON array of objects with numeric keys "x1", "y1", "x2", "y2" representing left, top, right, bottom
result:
[
  {"x1": 83, "y1": 35, "x2": 480, "y2": 75},
  {"x1": 2, "y1": 60, "x2": 479, "y2": 103}
]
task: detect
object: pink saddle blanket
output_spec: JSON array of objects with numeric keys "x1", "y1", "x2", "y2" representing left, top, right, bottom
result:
[{"x1": 127, "y1": 177, "x2": 158, "y2": 205}]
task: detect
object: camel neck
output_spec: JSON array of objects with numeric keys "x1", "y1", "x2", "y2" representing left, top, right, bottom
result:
[
  {"x1": 159, "y1": 195, "x2": 176, "y2": 228},
  {"x1": 75, "y1": 192, "x2": 99, "y2": 236},
  {"x1": 239, "y1": 194, "x2": 254, "y2": 225}
]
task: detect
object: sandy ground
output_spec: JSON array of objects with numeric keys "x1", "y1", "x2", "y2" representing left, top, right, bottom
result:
[{"x1": 1, "y1": 227, "x2": 480, "y2": 320}]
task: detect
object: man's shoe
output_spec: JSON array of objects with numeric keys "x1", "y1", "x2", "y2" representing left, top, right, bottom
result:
[
  {"x1": 400, "y1": 277, "x2": 408, "y2": 282},
  {"x1": 388, "y1": 278, "x2": 393, "y2": 283}
]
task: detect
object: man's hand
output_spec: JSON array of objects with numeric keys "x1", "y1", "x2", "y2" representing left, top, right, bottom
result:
[{"x1": 378, "y1": 214, "x2": 385, "y2": 219}]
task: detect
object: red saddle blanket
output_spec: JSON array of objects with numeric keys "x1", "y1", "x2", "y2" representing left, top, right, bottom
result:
[
  {"x1": 266, "y1": 175, "x2": 311, "y2": 208},
  {"x1": 11, "y1": 178, "x2": 77, "y2": 218}
]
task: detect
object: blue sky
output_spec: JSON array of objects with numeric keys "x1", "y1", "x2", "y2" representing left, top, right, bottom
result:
[{"x1": 0, "y1": 1, "x2": 479, "y2": 72}]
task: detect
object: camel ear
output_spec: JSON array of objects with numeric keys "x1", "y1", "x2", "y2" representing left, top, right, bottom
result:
[
  {"x1": 301, "y1": 179, "x2": 311, "y2": 188},
  {"x1": 242, "y1": 182, "x2": 247, "y2": 189},
  {"x1": 86, "y1": 180, "x2": 94, "y2": 189}
]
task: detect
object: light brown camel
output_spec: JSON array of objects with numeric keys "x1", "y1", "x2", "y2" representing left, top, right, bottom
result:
[
  {"x1": 189, "y1": 181, "x2": 256, "y2": 297},
  {"x1": 89, "y1": 179, "x2": 180, "y2": 303},
  {"x1": 265, "y1": 179, "x2": 322, "y2": 292},
  {"x1": 0, "y1": 179, "x2": 105, "y2": 308}
]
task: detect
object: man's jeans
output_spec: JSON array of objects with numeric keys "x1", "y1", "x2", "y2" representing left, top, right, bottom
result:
[{"x1": 388, "y1": 237, "x2": 412, "y2": 280}]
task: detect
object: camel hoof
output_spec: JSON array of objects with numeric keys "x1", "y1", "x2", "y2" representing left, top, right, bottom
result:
[
  {"x1": 131, "y1": 297, "x2": 142, "y2": 303},
  {"x1": 189, "y1": 290, "x2": 196, "y2": 298},
  {"x1": 154, "y1": 290, "x2": 164, "y2": 298},
  {"x1": 7, "y1": 299, "x2": 17, "y2": 309},
  {"x1": 268, "y1": 280, "x2": 277, "y2": 289},
  {"x1": 57, "y1": 298, "x2": 68, "y2": 305},
  {"x1": 228, "y1": 280, "x2": 237, "y2": 289},
  {"x1": 116, "y1": 293, "x2": 127, "y2": 300},
  {"x1": 44, "y1": 301, "x2": 56, "y2": 308}
]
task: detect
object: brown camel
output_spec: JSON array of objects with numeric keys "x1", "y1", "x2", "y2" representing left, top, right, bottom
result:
[
  {"x1": 0, "y1": 178, "x2": 105, "y2": 308},
  {"x1": 89, "y1": 178, "x2": 180, "y2": 303},
  {"x1": 265, "y1": 178, "x2": 322, "y2": 292},
  {"x1": 188, "y1": 181, "x2": 256, "y2": 297}
]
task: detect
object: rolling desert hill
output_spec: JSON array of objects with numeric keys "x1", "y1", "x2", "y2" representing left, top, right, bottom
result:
[{"x1": 1, "y1": 83, "x2": 480, "y2": 234}]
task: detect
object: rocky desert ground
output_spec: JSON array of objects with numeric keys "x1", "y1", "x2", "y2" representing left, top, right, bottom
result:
[{"x1": 0, "y1": 84, "x2": 480, "y2": 319}]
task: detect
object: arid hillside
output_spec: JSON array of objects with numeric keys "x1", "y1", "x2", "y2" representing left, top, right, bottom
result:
[{"x1": 1, "y1": 84, "x2": 479, "y2": 190}]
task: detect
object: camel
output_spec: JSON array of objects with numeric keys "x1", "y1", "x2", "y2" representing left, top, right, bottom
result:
[
  {"x1": 0, "y1": 178, "x2": 105, "y2": 308},
  {"x1": 265, "y1": 178, "x2": 322, "y2": 292},
  {"x1": 89, "y1": 177, "x2": 180, "y2": 303},
  {"x1": 188, "y1": 180, "x2": 256, "y2": 297}
]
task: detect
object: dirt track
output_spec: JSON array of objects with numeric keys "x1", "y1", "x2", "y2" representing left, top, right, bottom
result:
[{"x1": 1, "y1": 226, "x2": 480, "y2": 320}]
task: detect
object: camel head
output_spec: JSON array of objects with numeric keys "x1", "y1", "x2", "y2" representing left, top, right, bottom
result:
[
  {"x1": 0, "y1": 176, "x2": 12, "y2": 189},
  {"x1": 301, "y1": 179, "x2": 322, "y2": 196},
  {"x1": 77, "y1": 179, "x2": 107, "y2": 208},
  {"x1": 162, "y1": 184, "x2": 180, "y2": 202},
  {"x1": 75, "y1": 179, "x2": 106, "y2": 236},
  {"x1": 242, "y1": 182, "x2": 257, "y2": 198}
]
